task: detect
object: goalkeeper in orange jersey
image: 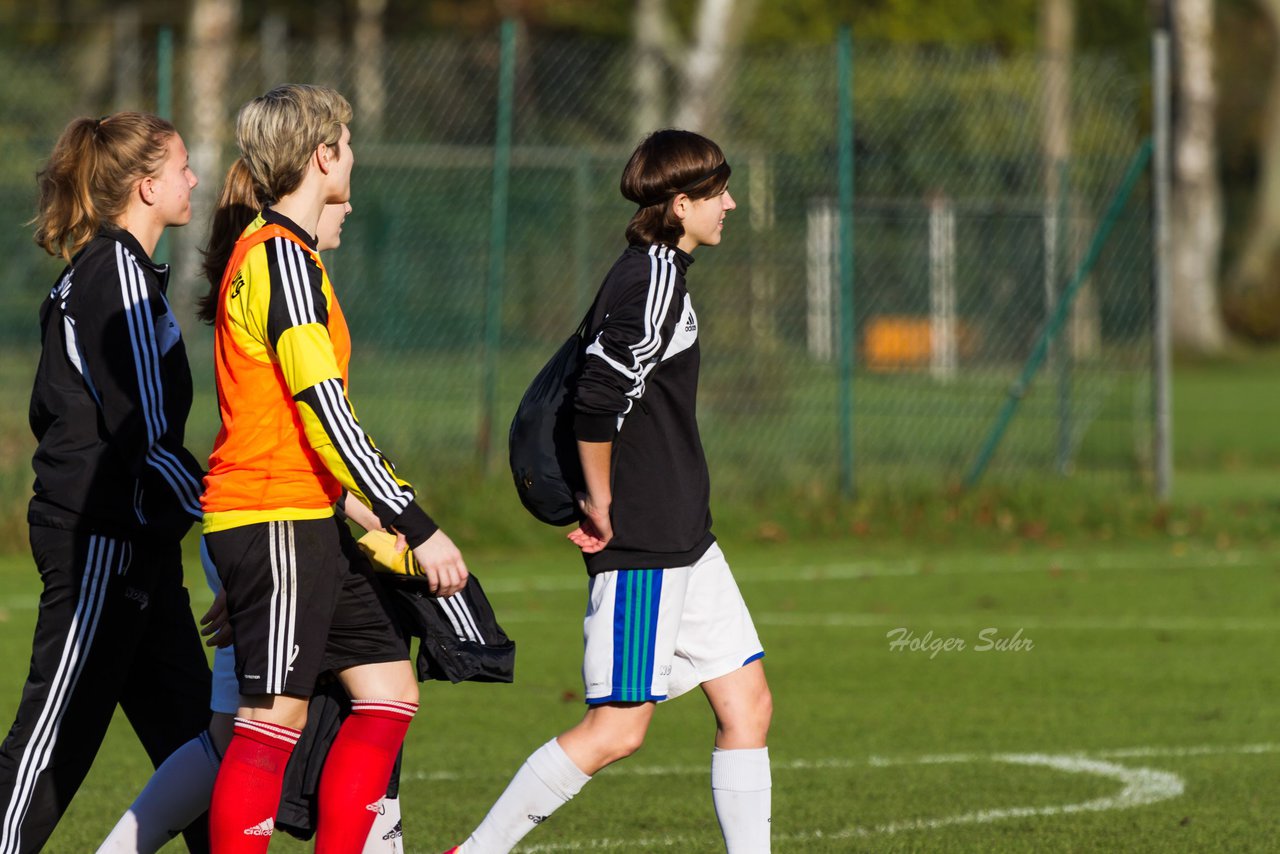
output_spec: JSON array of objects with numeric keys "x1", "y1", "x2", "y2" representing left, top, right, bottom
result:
[
  {"x1": 98, "y1": 197, "x2": 411, "y2": 854},
  {"x1": 199, "y1": 84, "x2": 466, "y2": 853}
]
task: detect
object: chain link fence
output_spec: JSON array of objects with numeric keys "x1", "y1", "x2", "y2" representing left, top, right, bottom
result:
[{"x1": 0, "y1": 25, "x2": 1155, "y2": 532}]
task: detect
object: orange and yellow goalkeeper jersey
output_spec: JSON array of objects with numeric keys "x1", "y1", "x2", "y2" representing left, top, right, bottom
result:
[{"x1": 201, "y1": 210, "x2": 436, "y2": 545}]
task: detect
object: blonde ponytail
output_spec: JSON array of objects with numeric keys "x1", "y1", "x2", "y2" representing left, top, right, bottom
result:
[{"x1": 33, "y1": 112, "x2": 175, "y2": 262}]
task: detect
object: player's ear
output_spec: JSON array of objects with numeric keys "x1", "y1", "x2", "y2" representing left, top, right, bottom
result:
[
  {"x1": 671, "y1": 193, "x2": 690, "y2": 222},
  {"x1": 137, "y1": 175, "x2": 157, "y2": 207},
  {"x1": 316, "y1": 142, "x2": 333, "y2": 176}
]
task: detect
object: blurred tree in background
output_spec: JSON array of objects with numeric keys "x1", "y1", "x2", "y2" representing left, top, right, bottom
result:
[
  {"x1": 1, "y1": 0, "x2": 1277, "y2": 347},
  {"x1": 1222, "y1": 0, "x2": 1280, "y2": 341},
  {"x1": 1169, "y1": 0, "x2": 1229, "y2": 355}
]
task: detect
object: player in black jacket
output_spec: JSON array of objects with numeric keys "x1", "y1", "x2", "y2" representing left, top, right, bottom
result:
[
  {"x1": 448, "y1": 131, "x2": 773, "y2": 853},
  {"x1": 0, "y1": 113, "x2": 212, "y2": 854}
]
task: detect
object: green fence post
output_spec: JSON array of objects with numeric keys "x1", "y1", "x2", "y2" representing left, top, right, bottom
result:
[
  {"x1": 837, "y1": 25, "x2": 855, "y2": 499},
  {"x1": 157, "y1": 27, "x2": 173, "y2": 119},
  {"x1": 573, "y1": 153, "x2": 592, "y2": 317},
  {"x1": 480, "y1": 18, "x2": 516, "y2": 468},
  {"x1": 1152, "y1": 29, "x2": 1174, "y2": 499},
  {"x1": 155, "y1": 27, "x2": 174, "y2": 264},
  {"x1": 1055, "y1": 158, "x2": 1073, "y2": 475},
  {"x1": 963, "y1": 139, "x2": 1152, "y2": 489}
]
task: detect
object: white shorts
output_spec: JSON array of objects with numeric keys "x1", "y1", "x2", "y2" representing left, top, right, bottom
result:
[
  {"x1": 582, "y1": 542, "x2": 764, "y2": 704},
  {"x1": 201, "y1": 536, "x2": 240, "y2": 715}
]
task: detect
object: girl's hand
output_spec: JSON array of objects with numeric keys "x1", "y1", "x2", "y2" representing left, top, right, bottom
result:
[
  {"x1": 200, "y1": 590, "x2": 234, "y2": 648},
  {"x1": 568, "y1": 492, "x2": 612, "y2": 553},
  {"x1": 411, "y1": 528, "x2": 469, "y2": 597}
]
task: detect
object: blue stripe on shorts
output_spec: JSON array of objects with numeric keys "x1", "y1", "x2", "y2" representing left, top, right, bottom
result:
[{"x1": 598, "y1": 569, "x2": 664, "y2": 704}]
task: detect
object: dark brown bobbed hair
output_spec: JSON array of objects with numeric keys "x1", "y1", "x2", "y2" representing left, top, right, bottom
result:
[
  {"x1": 621, "y1": 129, "x2": 731, "y2": 247},
  {"x1": 33, "y1": 112, "x2": 176, "y2": 262},
  {"x1": 197, "y1": 158, "x2": 267, "y2": 324}
]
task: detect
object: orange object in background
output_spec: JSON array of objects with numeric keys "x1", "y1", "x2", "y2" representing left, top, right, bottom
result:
[
  {"x1": 863, "y1": 315, "x2": 975, "y2": 371},
  {"x1": 864, "y1": 316, "x2": 933, "y2": 369}
]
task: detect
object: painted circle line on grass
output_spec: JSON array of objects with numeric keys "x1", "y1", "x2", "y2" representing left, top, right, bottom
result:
[
  {"x1": 818, "y1": 753, "x2": 1184, "y2": 840},
  {"x1": 509, "y1": 743, "x2": 1280, "y2": 852}
]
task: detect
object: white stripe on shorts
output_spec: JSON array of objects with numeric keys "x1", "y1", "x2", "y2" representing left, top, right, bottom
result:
[{"x1": 267, "y1": 522, "x2": 299, "y2": 694}]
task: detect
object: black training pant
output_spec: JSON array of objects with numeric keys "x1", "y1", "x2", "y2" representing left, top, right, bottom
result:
[{"x1": 0, "y1": 525, "x2": 212, "y2": 854}]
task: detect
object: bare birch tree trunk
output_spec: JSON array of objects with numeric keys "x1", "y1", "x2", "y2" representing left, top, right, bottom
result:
[
  {"x1": 1224, "y1": 0, "x2": 1280, "y2": 338},
  {"x1": 314, "y1": 1, "x2": 343, "y2": 89},
  {"x1": 633, "y1": 0, "x2": 667, "y2": 138},
  {"x1": 673, "y1": 0, "x2": 734, "y2": 131},
  {"x1": 1170, "y1": 0, "x2": 1228, "y2": 353},
  {"x1": 354, "y1": 0, "x2": 388, "y2": 140},
  {"x1": 1041, "y1": 0, "x2": 1072, "y2": 211},
  {"x1": 182, "y1": 0, "x2": 241, "y2": 293},
  {"x1": 112, "y1": 4, "x2": 141, "y2": 112},
  {"x1": 633, "y1": 0, "x2": 758, "y2": 136},
  {"x1": 259, "y1": 12, "x2": 288, "y2": 89},
  {"x1": 77, "y1": 17, "x2": 113, "y2": 113},
  {"x1": 1041, "y1": 0, "x2": 1071, "y2": 335}
]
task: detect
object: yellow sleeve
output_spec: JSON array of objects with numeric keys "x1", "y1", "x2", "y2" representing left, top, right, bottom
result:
[{"x1": 260, "y1": 236, "x2": 426, "y2": 532}]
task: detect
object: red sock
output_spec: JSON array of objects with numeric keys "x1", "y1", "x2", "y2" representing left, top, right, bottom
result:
[
  {"x1": 315, "y1": 699, "x2": 417, "y2": 854},
  {"x1": 209, "y1": 718, "x2": 301, "y2": 853}
]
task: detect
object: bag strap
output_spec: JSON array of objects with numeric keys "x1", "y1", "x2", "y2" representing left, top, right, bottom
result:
[{"x1": 573, "y1": 284, "x2": 606, "y2": 340}]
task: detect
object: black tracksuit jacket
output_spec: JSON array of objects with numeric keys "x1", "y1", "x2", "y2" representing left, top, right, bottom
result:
[
  {"x1": 27, "y1": 225, "x2": 205, "y2": 539},
  {"x1": 573, "y1": 242, "x2": 715, "y2": 575}
]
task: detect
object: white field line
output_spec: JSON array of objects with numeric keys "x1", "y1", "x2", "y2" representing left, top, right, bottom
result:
[
  {"x1": 480, "y1": 610, "x2": 1280, "y2": 631},
  {"x1": 0, "y1": 547, "x2": 1264, "y2": 612},
  {"x1": 0, "y1": 547, "x2": 1259, "y2": 614},
  {"x1": 1094, "y1": 742, "x2": 1280, "y2": 760},
  {"x1": 477, "y1": 548, "x2": 1272, "y2": 596},
  {"x1": 481, "y1": 612, "x2": 1280, "y2": 632},
  {"x1": 404, "y1": 740, "x2": 1280, "y2": 783},
  {"x1": 752, "y1": 613, "x2": 1280, "y2": 632},
  {"x1": 777, "y1": 754, "x2": 1185, "y2": 843},
  {"x1": 506, "y1": 743, "x2": 1278, "y2": 852}
]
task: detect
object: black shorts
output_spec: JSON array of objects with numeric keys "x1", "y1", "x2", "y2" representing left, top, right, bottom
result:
[{"x1": 205, "y1": 516, "x2": 408, "y2": 698}]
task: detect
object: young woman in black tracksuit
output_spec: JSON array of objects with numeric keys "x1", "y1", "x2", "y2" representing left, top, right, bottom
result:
[
  {"x1": 0, "y1": 112, "x2": 213, "y2": 854},
  {"x1": 449, "y1": 130, "x2": 774, "y2": 854}
]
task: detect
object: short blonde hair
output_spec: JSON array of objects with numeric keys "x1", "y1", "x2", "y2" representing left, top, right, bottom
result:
[{"x1": 236, "y1": 84, "x2": 352, "y2": 202}]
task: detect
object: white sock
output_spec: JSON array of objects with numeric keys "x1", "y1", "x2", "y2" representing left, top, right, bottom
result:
[
  {"x1": 363, "y1": 795, "x2": 404, "y2": 853},
  {"x1": 711, "y1": 747, "x2": 772, "y2": 853},
  {"x1": 458, "y1": 739, "x2": 591, "y2": 854},
  {"x1": 96, "y1": 732, "x2": 221, "y2": 853}
]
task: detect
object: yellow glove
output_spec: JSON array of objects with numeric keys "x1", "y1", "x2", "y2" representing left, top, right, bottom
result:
[{"x1": 357, "y1": 530, "x2": 423, "y2": 577}]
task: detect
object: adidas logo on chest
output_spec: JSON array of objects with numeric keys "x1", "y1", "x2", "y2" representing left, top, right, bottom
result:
[{"x1": 662, "y1": 294, "x2": 699, "y2": 361}]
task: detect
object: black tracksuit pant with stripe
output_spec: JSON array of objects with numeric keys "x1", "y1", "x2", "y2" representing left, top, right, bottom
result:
[{"x1": 0, "y1": 526, "x2": 212, "y2": 854}]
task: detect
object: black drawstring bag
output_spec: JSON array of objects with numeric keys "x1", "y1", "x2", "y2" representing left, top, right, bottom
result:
[{"x1": 508, "y1": 300, "x2": 597, "y2": 526}]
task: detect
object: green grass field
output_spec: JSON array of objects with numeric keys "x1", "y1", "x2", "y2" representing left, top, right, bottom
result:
[
  {"x1": 0, "y1": 349, "x2": 1278, "y2": 852},
  {"x1": 2, "y1": 534, "x2": 1277, "y2": 853}
]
